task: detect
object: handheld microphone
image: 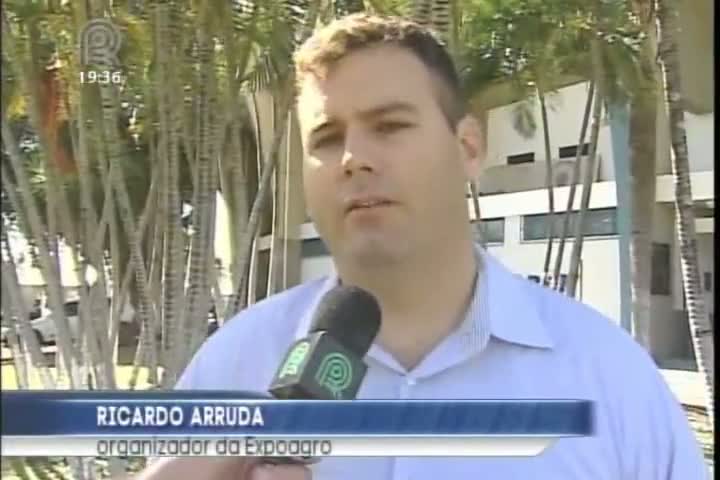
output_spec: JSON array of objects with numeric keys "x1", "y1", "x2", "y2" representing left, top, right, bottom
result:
[
  {"x1": 269, "y1": 285, "x2": 382, "y2": 400},
  {"x1": 260, "y1": 285, "x2": 380, "y2": 467}
]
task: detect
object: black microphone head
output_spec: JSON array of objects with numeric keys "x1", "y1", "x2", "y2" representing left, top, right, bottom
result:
[{"x1": 309, "y1": 285, "x2": 381, "y2": 356}]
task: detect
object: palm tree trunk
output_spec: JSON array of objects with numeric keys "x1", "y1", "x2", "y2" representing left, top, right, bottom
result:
[
  {"x1": 95, "y1": 70, "x2": 160, "y2": 389},
  {"x1": 73, "y1": 86, "x2": 116, "y2": 388},
  {"x1": 179, "y1": 28, "x2": 221, "y2": 370},
  {"x1": 552, "y1": 82, "x2": 594, "y2": 290},
  {"x1": 1, "y1": 279, "x2": 30, "y2": 389},
  {"x1": 0, "y1": 235, "x2": 56, "y2": 388},
  {"x1": 411, "y1": 0, "x2": 433, "y2": 26},
  {"x1": 154, "y1": 2, "x2": 187, "y2": 386},
  {"x1": 224, "y1": 83, "x2": 295, "y2": 318},
  {"x1": 2, "y1": 12, "x2": 81, "y2": 388},
  {"x1": 1, "y1": 117, "x2": 80, "y2": 387},
  {"x1": 468, "y1": 182, "x2": 483, "y2": 245},
  {"x1": 656, "y1": 0, "x2": 714, "y2": 426},
  {"x1": 627, "y1": 40, "x2": 658, "y2": 351},
  {"x1": 1, "y1": 263, "x2": 55, "y2": 388},
  {"x1": 4, "y1": 318, "x2": 30, "y2": 389},
  {"x1": 227, "y1": 124, "x2": 252, "y2": 303},
  {"x1": 539, "y1": 90, "x2": 556, "y2": 286},
  {"x1": 566, "y1": 39, "x2": 604, "y2": 298}
]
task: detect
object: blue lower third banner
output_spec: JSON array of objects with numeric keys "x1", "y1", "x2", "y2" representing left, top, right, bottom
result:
[{"x1": 2, "y1": 392, "x2": 594, "y2": 457}]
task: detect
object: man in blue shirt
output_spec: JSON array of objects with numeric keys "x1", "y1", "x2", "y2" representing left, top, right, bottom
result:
[{"x1": 139, "y1": 13, "x2": 708, "y2": 480}]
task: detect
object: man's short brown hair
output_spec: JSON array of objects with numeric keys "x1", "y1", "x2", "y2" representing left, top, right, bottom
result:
[{"x1": 294, "y1": 13, "x2": 466, "y2": 128}]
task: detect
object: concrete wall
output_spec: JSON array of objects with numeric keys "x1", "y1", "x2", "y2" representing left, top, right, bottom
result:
[
  {"x1": 678, "y1": 0, "x2": 714, "y2": 114},
  {"x1": 697, "y1": 233, "x2": 715, "y2": 323},
  {"x1": 686, "y1": 113, "x2": 715, "y2": 172},
  {"x1": 300, "y1": 255, "x2": 335, "y2": 283},
  {"x1": 486, "y1": 216, "x2": 621, "y2": 323},
  {"x1": 481, "y1": 82, "x2": 712, "y2": 193},
  {"x1": 484, "y1": 82, "x2": 615, "y2": 183},
  {"x1": 651, "y1": 205, "x2": 685, "y2": 359}
]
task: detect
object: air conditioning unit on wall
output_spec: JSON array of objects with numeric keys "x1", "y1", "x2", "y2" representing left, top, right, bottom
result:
[{"x1": 552, "y1": 157, "x2": 600, "y2": 187}]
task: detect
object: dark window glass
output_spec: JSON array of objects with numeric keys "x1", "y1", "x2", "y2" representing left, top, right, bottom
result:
[
  {"x1": 651, "y1": 243, "x2": 671, "y2": 295},
  {"x1": 507, "y1": 152, "x2": 535, "y2": 165},
  {"x1": 253, "y1": 250, "x2": 270, "y2": 302},
  {"x1": 703, "y1": 272, "x2": 712, "y2": 292},
  {"x1": 584, "y1": 208, "x2": 617, "y2": 236},
  {"x1": 523, "y1": 214, "x2": 552, "y2": 241},
  {"x1": 473, "y1": 218, "x2": 505, "y2": 244},
  {"x1": 558, "y1": 143, "x2": 590, "y2": 159},
  {"x1": 522, "y1": 208, "x2": 617, "y2": 241},
  {"x1": 301, "y1": 238, "x2": 329, "y2": 258},
  {"x1": 64, "y1": 301, "x2": 79, "y2": 317}
]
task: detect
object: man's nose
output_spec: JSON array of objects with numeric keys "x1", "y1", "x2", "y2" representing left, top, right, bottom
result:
[{"x1": 341, "y1": 130, "x2": 378, "y2": 175}]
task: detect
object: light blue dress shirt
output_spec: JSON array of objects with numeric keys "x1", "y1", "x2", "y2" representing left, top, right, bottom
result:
[{"x1": 177, "y1": 249, "x2": 708, "y2": 479}]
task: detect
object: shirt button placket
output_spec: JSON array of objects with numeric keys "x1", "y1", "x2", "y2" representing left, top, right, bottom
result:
[
  {"x1": 393, "y1": 376, "x2": 416, "y2": 480},
  {"x1": 398, "y1": 375, "x2": 416, "y2": 399}
]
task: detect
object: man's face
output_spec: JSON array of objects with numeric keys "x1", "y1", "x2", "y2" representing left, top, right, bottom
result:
[{"x1": 297, "y1": 45, "x2": 481, "y2": 268}]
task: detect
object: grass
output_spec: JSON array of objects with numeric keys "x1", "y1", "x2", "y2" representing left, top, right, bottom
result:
[
  {"x1": 2, "y1": 351, "x2": 154, "y2": 480},
  {"x1": 1, "y1": 364, "x2": 154, "y2": 391},
  {"x1": 1, "y1": 344, "x2": 153, "y2": 390}
]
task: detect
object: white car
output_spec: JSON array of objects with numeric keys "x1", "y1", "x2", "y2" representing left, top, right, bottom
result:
[{"x1": 1, "y1": 299, "x2": 135, "y2": 346}]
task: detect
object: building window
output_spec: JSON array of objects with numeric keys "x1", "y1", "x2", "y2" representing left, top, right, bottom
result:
[
  {"x1": 507, "y1": 152, "x2": 535, "y2": 165},
  {"x1": 521, "y1": 208, "x2": 617, "y2": 241},
  {"x1": 651, "y1": 243, "x2": 671, "y2": 295},
  {"x1": 558, "y1": 143, "x2": 590, "y2": 159},
  {"x1": 64, "y1": 301, "x2": 79, "y2": 317},
  {"x1": 522, "y1": 214, "x2": 555, "y2": 241},
  {"x1": 583, "y1": 208, "x2": 617, "y2": 236},
  {"x1": 473, "y1": 218, "x2": 505, "y2": 245},
  {"x1": 301, "y1": 238, "x2": 329, "y2": 258},
  {"x1": 704, "y1": 272, "x2": 712, "y2": 292}
]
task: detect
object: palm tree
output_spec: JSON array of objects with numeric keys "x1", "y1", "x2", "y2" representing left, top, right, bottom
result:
[
  {"x1": 551, "y1": 81, "x2": 594, "y2": 291},
  {"x1": 655, "y1": 0, "x2": 714, "y2": 426},
  {"x1": 2, "y1": 1, "x2": 328, "y2": 475},
  {"x1": 2, "y1": 8, "x2": 83, "y2": 388},
  {"x1": 626, "y1": 0, "x2": 658, "y2": 350},
  {"x1": 223, "y1": 0, "x2": 322, "y2": 320},
  {"x1": 565, "y1": 37, "x2": 604, "y2": 297}
]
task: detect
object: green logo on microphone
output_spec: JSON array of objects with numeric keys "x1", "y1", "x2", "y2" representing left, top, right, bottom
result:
[
  {"x1": 278, "y1": 341, "x2": 310, "y2": 378},
  {"x1": 315, "y1": 353, "x2": 353, "y2": 399}
]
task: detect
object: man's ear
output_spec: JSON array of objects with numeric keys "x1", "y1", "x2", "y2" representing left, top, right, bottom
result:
[{"x1": 456, "y1": 114, "x2": 484, "y2": 182}]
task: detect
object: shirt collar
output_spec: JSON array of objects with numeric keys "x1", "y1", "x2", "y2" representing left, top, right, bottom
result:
[
  {"x1": 482, "y1": 252, "x2": 555, "y2": 349},
  {"x1": 294, "y1": 245, "x2": 555, "y2": 352}
]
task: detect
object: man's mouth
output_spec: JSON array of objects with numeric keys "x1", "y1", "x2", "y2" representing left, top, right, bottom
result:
[{"x1": 345, "y1": 198, "x2": 395, "y2": 213}]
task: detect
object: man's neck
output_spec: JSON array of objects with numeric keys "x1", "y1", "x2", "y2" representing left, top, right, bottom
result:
[{"x1": 336, "y1": 239, "x2": 480, "y2": 372}]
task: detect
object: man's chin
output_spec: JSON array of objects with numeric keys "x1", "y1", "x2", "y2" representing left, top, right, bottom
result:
[{"x1": 344, "y1": 242, "x2": 407, "y2": 267}]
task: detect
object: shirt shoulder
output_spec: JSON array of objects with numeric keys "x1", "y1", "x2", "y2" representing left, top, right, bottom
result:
[
  {"x1": 175, "y1": 278, "x2": 327, "y2": 391},
  {"x1": 518, "y1": 277, "x2": 647, "y2": 365},
  {"x1": 523, "y1": 280, "x2": 707, "y2": 478}
]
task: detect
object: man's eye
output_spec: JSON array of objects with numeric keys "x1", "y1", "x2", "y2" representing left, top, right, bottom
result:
[
  {"x1": 375, "y1": 121, "x2": 411, "y2": 134},
  {"x1": 313, "y1": 133, "x2": 343, "y2": 149}
]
